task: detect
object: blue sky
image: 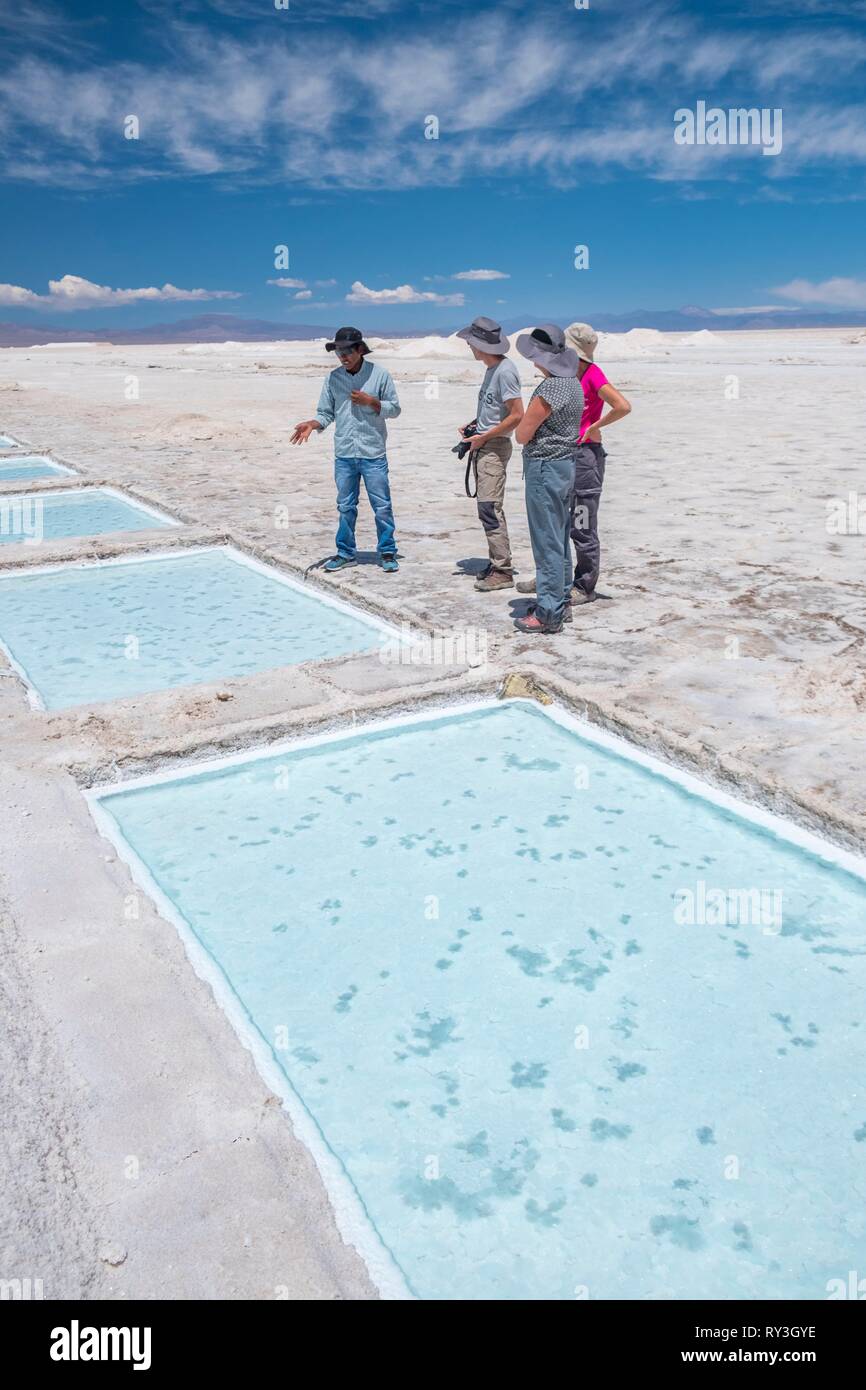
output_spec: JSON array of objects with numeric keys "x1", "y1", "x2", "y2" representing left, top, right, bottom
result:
[{"x1": 1, "y1": 0, "x2": 865, "y2": 329}]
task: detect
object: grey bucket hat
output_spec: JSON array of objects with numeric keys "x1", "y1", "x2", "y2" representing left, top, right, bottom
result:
[
  {"x1": 455, "y1": 315, "x2": 510, "y2": 355},
  {"x1": 515, "y1": 323, "x2": 580, "y2": 377}
]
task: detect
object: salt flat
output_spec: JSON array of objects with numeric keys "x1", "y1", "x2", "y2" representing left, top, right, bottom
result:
[
  {"x1": 3, "y1": 326, "x2": 864, "y2": 835},
  {"x1": 1, "y1": 326, "x2": 864, "y2": 1300}
]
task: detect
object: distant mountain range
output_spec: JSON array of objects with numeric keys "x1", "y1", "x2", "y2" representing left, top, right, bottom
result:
[
  {"x1": 502, "y1": 307, "x2": 866, "y2": 334},
  {"x1": 1, "y1": 307, "x2": 865, "y2": 348}
]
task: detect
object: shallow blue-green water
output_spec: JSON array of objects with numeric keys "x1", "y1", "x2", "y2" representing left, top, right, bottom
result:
[
  {"x1": 96, "y1": 701, "x2": 866, "y2": 1300},
  {"x1": 0, "y1": 454, "x2": 71, "y2": 481},
  {"x1": 0, "y1": 488, "x2": 173, "y2": 545},
  {"x1": 0, "y1": 548, "x2": 388, "y2": 709}
]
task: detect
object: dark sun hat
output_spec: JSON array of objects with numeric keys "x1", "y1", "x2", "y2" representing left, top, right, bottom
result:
[
  {"x1": 455, "y1": 315, "x2": 510, "y2": 355},
  {"x1": 326, "y1": 326, "x2": 370, "y2": 355},
  {"x1": 515, "y1": 323, "x2": 579, "y2": 377}
]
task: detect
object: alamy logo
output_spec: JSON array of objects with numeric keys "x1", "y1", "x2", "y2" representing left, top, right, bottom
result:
[
  {"x1": 674, "y1": 102, "x2": 783, "y2": 157},
  {"x1": 826, "y1": 492, "x2": 866, "y2": 535},
  {"x1": 673, "y1": 880, "x2": 783, "y2": 934},
  {"x1": 50, "y1": 1321, "x2": 152, "y2": 1371},
  {"x1": 379, "y1": 623, "x2": 488, "y2": 669},
  {"x1": 826, "y1": 1271, "x2": 866, "y2": 1300},
  {"x1": 0, "y1": 1276, "x2": 43, "y2": 1300},
  {"x1": 0, "y1": 496, "x2": 43, "y2": 544}
]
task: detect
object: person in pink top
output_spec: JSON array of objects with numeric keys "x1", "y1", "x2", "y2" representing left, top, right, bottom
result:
[{"x1": 565, "y1": 322, "x2": 632, "y2": 602}]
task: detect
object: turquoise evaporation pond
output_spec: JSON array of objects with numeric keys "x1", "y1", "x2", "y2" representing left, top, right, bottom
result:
[
  {"x1": 96, "y1": 701, "x2": 866, "y2": 1300},
  {"x1": 0, "y1": 454, "x2": 71, "y2": 481},
  {"x1": 0, "y1": 488, "x2": 175, "y2": 546},
  {"x1": 0, "y1": 435, "x2": 20, "y2": 447},
  {"x1": 0, "y1": 548, "x2": 391, "y2": 710}
]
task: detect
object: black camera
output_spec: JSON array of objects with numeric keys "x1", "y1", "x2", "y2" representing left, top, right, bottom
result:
[{"x1": 452, "y1": 419, "x2": 479, "y2": 460}]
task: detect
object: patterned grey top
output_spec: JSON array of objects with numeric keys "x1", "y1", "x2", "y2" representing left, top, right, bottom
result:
[{"x1": 522, "y1": 375, "x2": 584, "y2": 461}]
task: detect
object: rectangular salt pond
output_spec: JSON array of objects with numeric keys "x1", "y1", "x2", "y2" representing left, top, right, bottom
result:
[
  {"x1": 88, "y1": 699, "x2": 866, "y2": 1301},
  {"x1": 0, "y1": 487, "x2": 178, "y2": 546},
  {"x1": 0, "y1": 545, "x2": 401, "y2": 710},
  {"x1": 0, "y1": 454, "x2": 76, "y2": 482}
]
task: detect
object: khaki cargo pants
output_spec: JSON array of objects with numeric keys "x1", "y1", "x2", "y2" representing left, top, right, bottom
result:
[{"x1": 473, "y1": 435, "x2": 513, "y2": 575}]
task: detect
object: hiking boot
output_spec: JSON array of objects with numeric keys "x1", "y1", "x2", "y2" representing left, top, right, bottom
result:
[
  {"x1": 570, "y1": 586, "x2": 597, "y2": 606},
  {"x1": 516, "y1": 577, "x2": 536, "y2": 594},
  {"x1": 527, "y1": 601, "x2": 572, "y2": 624},
  {"x1": 323, "y1": 555, "x2": 357, "y2": 572},
  {"x1": 474, "y1": 570, "x2": 513, "y2": 592},
  {"x1": 515, "y1": 612, "x2": 563, "y2": 635},
  {"x1": 380, "y1": 554, "x2": 399, "y2": 572}
]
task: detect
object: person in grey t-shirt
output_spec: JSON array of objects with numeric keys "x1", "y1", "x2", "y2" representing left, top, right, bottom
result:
[
  {"x1": 455, "y1": 317, "x2": 524, "y2": 592},
  {"x1": 514, "y1": 325, "x2": 583, "y2": 634}
]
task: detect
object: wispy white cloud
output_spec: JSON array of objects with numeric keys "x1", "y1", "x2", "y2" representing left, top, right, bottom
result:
[
  {"x1": 0, "y1": 274, "x2": 241, "y2": 311},
  {"x1": 267, "y1": 277, "x2": 307, "y2": 289},
  {"x1": 770, "y1": 276, "x2": 866, "y2": 308},
  {"x1": 346, "y1": 280, "x2": 465, "y2": 306},
  {"x1": 0, "y1": 12, "x2": 864, "y2": 190},
  {"x1": 294, "y1": 289, "x2": 313, "y2": 299},
  {"x1": 453, "y1": 269, "x2": 510, "y2": 281}
]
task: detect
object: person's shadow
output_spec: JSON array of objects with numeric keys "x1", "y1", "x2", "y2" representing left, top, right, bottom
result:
[
  {"x1": 355, "y1": 550, "x2": 400, "y2": 565},
  {"x1": 507, "y1": 596, "x2": 535, "y2": 621},
  {"x1": 453, "y1": 557, "x2": 490, "y2": 578}
]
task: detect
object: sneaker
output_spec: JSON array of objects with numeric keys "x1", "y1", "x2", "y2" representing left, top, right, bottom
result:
[
  {"x1": 474, "y1": 570, "x2": 513, "y2": 592},
  {"x1": 527, "y1": 601, "x2": 572, "y2": 624},
  {"x1": 515, "y1": 612, "x2": 562, "y2": 635},
  {"x1": 516, "y1": 577, "x2": 537, "y2": 594},
  {"x1": 380, "y1": 554, "x2": 399, "y2": 572},
  {"x1": 323, "y1": 555, "x2": 357, "y2": 572},
  {"x1": 570, "y1": 586, "x2": 597, "y2": 606}
]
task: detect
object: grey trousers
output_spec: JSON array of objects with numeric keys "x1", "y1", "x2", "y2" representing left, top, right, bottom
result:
[
  {"x1": 570, "y1": 441, "x2": 606, "y2": 595},
  {"x1": 523, "y1": 454, "x2": 574, "y2": 627}
]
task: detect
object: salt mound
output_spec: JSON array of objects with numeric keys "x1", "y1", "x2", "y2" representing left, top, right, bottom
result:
[
  {"x1": 595, "y1": 328, "x2": 670, "y2": 359},
  {"x1": 143, "y1": 413, "x2": 267, "y2": 443},
  {"x1": 179, "y1": 341, "x2": 247, "y2": 354},
  {"x1": 681, "y1": 329, "x2": 721, "y2": 346},
  {"x1": 370, "y1": 335, "x2": 467, "y2": 360},
  {"x1": 369, "y1": 324, "x2": 676, "y2": 364}
]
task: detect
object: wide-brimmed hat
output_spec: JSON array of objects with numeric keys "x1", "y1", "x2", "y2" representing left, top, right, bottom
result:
[
  {"x1": 515, "y1": 323, "x2": 580, "y2": 377},
  {"x1": 326, "y1": 325, "x2": 370, "y2": 355},
  {"x1": 565, "y1": 321, "x2": 598, "y2": 363},
  {"x1": 455, "y1": 316, "x2": 510, "y2": 355}
]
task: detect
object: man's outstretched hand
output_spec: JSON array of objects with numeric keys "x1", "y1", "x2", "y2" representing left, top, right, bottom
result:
[{"x1": 291, "y1": 420, "x2": 320, "y2": 445}]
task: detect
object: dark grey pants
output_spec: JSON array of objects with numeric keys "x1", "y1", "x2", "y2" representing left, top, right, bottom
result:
[
  {"x1": 570, "y1": 441, "x2": 606, "y2": 595},
  {"x1": 524, "y1": 454, "x2": 574, "y2": 627}
]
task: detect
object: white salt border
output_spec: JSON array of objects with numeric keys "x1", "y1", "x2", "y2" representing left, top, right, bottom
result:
[
  {"x1": 84, "y1": 695, "x2": 866, "y2": 1300},
  {"x1": 0, "y1": 543, "x2": 411, "y2": 712}
]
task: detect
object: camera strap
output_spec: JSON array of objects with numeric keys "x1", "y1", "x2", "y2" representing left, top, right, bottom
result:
[{"x1": 465, "y1": 454, "x2": 477, "y2": 498}]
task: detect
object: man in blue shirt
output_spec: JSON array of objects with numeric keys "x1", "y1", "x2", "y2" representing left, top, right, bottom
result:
[{"x1": 291, "y1": 326, "x2": 401, "y2": 572}]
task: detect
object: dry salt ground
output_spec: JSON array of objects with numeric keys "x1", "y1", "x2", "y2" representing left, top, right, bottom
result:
[{"x1": 0, "y1": 326, "x2": 864, "y2": 1298}]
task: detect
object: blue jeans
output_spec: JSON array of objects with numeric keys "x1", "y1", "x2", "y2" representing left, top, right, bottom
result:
[
  {"x1": 523, "y1": 454, "x2": 574, "y2": 626},
  {"x1": 334, "y1": 456, "x2": 397, "y2": 558}
]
